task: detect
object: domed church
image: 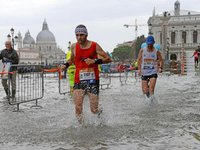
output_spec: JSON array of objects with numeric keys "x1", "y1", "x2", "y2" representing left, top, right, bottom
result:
[{"x1": 17, "y1": 19, "x2": 65, "y2": 65}]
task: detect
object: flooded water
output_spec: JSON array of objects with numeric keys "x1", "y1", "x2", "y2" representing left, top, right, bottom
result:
[{"x1": 0, "y1": 73, "x2": 200, "y2": 150}]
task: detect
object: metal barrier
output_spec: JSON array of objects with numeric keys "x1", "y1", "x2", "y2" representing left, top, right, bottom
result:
[
  {"x1": 133, "y1": 70, "x2": 140, "y2": 82},
  {"x1": 59, "y1": 71, "x2": 112, "y2": 92},
  {"x1": 100, "y1": 73, "x2": 111, "y2": 89},
  {"x1": 59, "y1": 70, "x2": 112, "y2": 93},
  {"x1": 119, "y1": 71, "x2": 128, "y2": 85},
  {"x1": 43, "y1": 67, "x2": 70, "y2": 95},
  {"x1": 7, "y1": 64, "x2": 44, "y2": 111},
  {"x1": 58, "y1": 69, "x2": 70, "y2": 95}
]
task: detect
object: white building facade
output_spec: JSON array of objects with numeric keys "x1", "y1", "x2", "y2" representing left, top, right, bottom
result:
[{"x1": 148, "y1": 0, "x2": 200, "y2": 61}]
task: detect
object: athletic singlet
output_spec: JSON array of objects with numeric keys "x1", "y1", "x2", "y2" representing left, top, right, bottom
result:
[
  {"x1": 193, "y1": 51, "x2": 199, "y2": 59},
  {"x1": 74, "y1": 42, "x2": 99, "y2": 83},
  {"x1": 141, "y1": 47, "x2": 158, "y2": 76}
]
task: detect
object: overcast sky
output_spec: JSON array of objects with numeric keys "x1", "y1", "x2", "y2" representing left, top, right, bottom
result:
[{"x1": 0, "y1": 0, "x2": 200, "y2": 53}]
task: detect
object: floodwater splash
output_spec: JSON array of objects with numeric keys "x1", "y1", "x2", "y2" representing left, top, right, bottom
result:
[{"x1": 0, "y1": 74, "x2": 200, "y2": 149}]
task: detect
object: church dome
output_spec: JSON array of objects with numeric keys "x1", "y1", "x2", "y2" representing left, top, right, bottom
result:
[
  {"x1": 23, "y1": 30, "x2": 35, "y2": 44},
  {"x1": 36, "y1": 19, "x2": 56, "y2": 42}
]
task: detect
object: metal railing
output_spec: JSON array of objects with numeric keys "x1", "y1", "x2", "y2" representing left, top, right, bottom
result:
[
  {"x1": 58, "y1": 69, "x2": 70, "y2": 95},
  {"x1": 99, "y1": 72, "x2": 111, "y2": 89},
  {"x1": 119, "y1": 70, "x2": 128, "y2": 85},
  {"x1": 7, "y1": 64, "x2": 44, "y2": 111}
]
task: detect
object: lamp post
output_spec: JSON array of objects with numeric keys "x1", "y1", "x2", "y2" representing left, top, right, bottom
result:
[
  {"x1": 40, "y1": 54, "x2": 43, "y2": 65},
  {"x1": 166, "y1": 37, "x2": 170, "y2": 60},
  {"x1": 181, "y1": 38, "x2": 185, "y2": 60},
  {"x1": 160, "y1": 11, "x2": 170, "y2": 61},
  {"x1": 7, "y1": 28, "x2": 18, "y2": 49},
  {"x1": 181, "y1": 38, "x2": 185, "y2": 75}
]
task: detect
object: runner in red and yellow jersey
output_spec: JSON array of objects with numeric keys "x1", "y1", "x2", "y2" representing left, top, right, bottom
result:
[{"x1": 61, "y1": 25, "x2": 111, "y2": 123}]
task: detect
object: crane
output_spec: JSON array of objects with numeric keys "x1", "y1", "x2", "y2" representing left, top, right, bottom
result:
[{"x1": 124, "y1": 19, "x2": 147, "y2": 39}]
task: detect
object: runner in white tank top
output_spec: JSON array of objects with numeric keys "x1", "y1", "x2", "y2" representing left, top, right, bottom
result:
[{"x1": 137, "y1": 36, "x2": 163, "y2": 103}]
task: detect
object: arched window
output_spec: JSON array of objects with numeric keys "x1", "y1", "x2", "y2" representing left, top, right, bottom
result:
[
  {"x1": 182, "y1": 31, "x2": 186, "y2": 43},
  {"x1": 170, "y1": 53, "x2": 177, "y2": 60},
  {"x1": 193, "y1": 31, "x2": 198, "y2": 43},
  {"x1": 171, "y1": 32, "x2": 176, "y2": 44}
]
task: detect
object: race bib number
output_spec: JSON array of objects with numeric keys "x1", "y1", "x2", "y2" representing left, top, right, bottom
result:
[
  {"x1": 0, "y1": 62, "x2": 11, "y2": 79},
  {"x1": 143, "y1": 58, "x2": 155, "y2": 70},
  {"x1": 79, "y1": 68, "x2": 95, "y2": 81}
]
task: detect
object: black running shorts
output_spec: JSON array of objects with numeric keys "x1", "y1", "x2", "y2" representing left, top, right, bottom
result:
[
  {"x1": 74, "y1": 80, "x2": 99, "y2": 95},
  {"x1": 141, "y1": 74, "x2": 158, "y2": 81}
]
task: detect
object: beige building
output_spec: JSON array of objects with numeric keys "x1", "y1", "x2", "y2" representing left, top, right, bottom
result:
[
  {"x1": 148, "y1": 0, "x2": 200, "y2": 63},
  {"x1": 17, "y1": 20, "x2": 65, "y2": 65}
]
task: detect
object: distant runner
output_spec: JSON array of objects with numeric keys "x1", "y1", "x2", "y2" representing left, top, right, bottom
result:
[
  {"x1": 191, "y1": 49, "x2": 199, "y2": 68},
  {"x1": 137, "y1": 35, "x2": 163, "y2": 103},
  {"x1": 66, "y1": 47, "x2": 75, "y2": 95},
  {"x1": 61, "y1": 25, "x2": 112, "y2": 123}
]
